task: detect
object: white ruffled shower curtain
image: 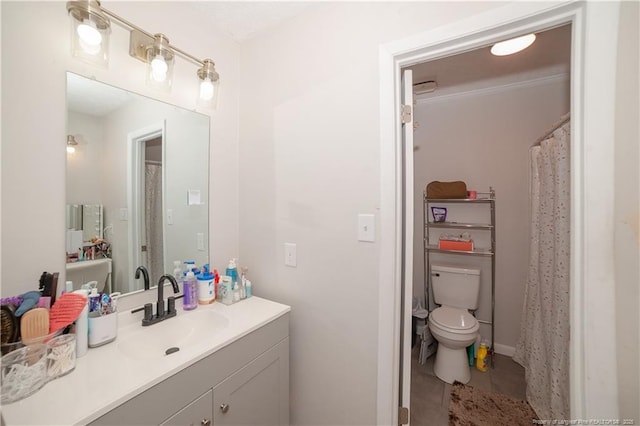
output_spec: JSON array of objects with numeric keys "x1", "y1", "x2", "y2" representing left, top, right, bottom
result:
[
  {"x1": 145, "y1": 163, "x2": 164, "y2": 282},
  {"x1": 513, "y1": 118, "x2": 570, "y2": 420}
]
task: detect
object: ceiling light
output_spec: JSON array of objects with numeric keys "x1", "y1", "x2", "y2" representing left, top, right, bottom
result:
[
  {"x1": 491, "y1": 33, "x2": 536, "y2": 56},
  {"x1": 67, "y1": 0, "x2": 110, "y2": 67},
  {"x1": 67, "y1": 135, "x2": 78, "y2": 154},
  {"x1": 197, "y1": 59, "x2": 220, "y2": 108}
]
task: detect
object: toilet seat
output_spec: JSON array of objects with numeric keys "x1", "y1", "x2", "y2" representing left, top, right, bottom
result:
[{"x1": 430, "y1": 306, "x2": 478, "y2": 333}]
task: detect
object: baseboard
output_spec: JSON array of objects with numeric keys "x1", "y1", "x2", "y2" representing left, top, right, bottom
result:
[{"x1": 493, "y1": 343, "x2": 516, "y2": 357}]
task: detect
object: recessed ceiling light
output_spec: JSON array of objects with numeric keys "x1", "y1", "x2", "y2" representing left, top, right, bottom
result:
[{"x1": 491, "y1": 33, "x2": 536, "y2": 56}]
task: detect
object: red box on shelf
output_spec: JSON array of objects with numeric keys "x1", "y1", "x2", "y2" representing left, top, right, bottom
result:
[{"x1": 438, "y1": 239, "x2": 474, "y2": 251}]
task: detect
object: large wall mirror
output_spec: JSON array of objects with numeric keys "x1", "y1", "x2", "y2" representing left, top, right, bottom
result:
[{"x1": 66, "y1": 72, "x2": 210, "y2": 295}]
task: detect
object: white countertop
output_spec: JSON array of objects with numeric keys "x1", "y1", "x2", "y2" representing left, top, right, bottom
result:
[{"x1": 2, "y1": 296, "x2": 290, "y2": 425}]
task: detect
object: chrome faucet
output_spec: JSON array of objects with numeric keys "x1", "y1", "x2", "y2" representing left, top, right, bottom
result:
[
  {"x1": 134, "y1": 266, "x2": 150, "y2": 290},
  {"x1": 142, "y1": 274, "x2": 180, "y2": 326}
]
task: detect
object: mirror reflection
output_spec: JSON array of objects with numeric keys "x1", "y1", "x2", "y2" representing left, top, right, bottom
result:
[{"x1": 66, "y1": 72, "x2": 210, "y2": 294}]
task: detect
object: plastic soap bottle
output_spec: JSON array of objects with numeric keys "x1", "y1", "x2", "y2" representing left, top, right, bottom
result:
[
  {"x1": 226, "y1": 258, "x2": 238, "y2": 285},
  {"x1": 233, "y1": 282, "x2": 240, "y2": 302},
  {"x1": 173, "y1": 261, "x2": 182, "y2": 281},
  {"x1": 184, "y1": 261, "x2": 196, "y2": 274},
  {"x1": 476, "y1": 342, "x2": 488, "y2": 372},
  {"x1": 88, "y1": 288, "x2": 100, "y2": 313},
  {"x1": 182, "y1": 271, "x2": 198, "y2": 310}
]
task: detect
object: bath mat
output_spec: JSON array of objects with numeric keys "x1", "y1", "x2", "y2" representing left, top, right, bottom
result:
[{"x1": 449, "y1": 381, "x2": 538, "y2": 426}]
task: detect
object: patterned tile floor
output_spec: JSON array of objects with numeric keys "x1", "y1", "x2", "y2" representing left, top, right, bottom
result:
[{"x1": 410, "y1": 345, "x2": 527, "y2": 425}]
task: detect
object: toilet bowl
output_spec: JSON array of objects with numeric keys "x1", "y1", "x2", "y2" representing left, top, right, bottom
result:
[{"x1": 428, "y1": 306, "x2": 479, "y2": 384}]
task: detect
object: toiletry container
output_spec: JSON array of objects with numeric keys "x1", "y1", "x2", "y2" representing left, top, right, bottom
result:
[
  {"x1": 88, "y1": 288, "x2": 100, "y2": 313},
  {"x1": 219, "y1": 276, "x2": 234, "y2": 305},
  {"x1": 245, "y1": 280, "x2": 252, "y2": 298},
  {"x1": 197, "y1": 269, "x2": 215, "y2": 305},
  {"x1": 183, "y1": 271, "x2": 198, "y2": 310},
  {"x1": 233, "y1": 282, "x2": 240, "y2": 302},
  {"x1": 173, "y1": 260, "x2": 182, "y2": 282},
  {"x1": 184, "y1": 261, "x2": 196, "y2": 273},
  {"x1": 476, "y1": 342, "x2": 488, "y2": 372},
  {"x1": 72, "y1": 289, "x2": 89, "y2": 357},
  {"x1": 226, "y1": 258, "x2": 238, "y2": 284}
]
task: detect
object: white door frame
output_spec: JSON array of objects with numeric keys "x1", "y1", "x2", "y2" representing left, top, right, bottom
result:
[
  {"x1": 377, "y1": 2, "x2": 621, "y2": 424},
  {"x1": 127, "y1": 121, "x2": 166, "y2": 292}
]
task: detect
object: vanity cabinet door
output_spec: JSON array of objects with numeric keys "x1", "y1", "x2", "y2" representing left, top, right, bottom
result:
[
  {"x1": 161, "y1": 389, "x2": 213, "y2": 426},
  {"x1": 213, "y1": 338, "x2": 289, "y2": 426}
]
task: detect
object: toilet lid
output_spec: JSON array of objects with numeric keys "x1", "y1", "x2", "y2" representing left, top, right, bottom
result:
[{"x1": 430, "y1": 307, "x2": 477, "y2": 331}]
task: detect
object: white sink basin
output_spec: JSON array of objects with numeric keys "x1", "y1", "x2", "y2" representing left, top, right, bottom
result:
[{"x1": 117, "y1": 309, "x2": 229, "y2": 360}]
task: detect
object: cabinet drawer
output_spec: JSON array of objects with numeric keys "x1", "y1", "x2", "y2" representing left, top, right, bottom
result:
[{"x1": 161, "y1": 389, "x2": 213, "y2": 426}]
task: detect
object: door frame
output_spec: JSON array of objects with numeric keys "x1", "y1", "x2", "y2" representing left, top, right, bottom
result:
[{"x1": 377, "y1": 2, "x2": 621, "y2": 424}]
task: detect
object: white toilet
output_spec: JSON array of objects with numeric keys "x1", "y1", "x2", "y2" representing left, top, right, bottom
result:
[{"x1": 428, "y1": 264, "x2": 481, "y2": 384}]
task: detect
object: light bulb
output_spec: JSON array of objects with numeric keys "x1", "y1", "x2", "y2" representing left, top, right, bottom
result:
[
  {"x1": 199, "y1": 78, "x2": 215, "y2": 101},
  {"x1": 67, "y1": 145, "x2": 76, "y2": 154},
  {"x1": 491, "y1": 33, "x2": 536, "y2": 56},
  {"x1": 150, "y1": 54, "x2": 168, "y2": 82},
  {"x1": 77, "y1": 19, "x2": 102, "y2": 53}
]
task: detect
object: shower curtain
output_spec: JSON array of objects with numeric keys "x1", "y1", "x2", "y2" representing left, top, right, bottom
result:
[
  {"x1": 513, "y1": 119, "x2": 570, "y2": 420},
  {"x1": 145, "y1": 162, "x2": 164, "y2": 282}
]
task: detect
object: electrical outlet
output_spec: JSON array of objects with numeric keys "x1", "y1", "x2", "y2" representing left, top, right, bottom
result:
[{"x1": 284, "y1": 243, "x2": 297, "y2": 267}]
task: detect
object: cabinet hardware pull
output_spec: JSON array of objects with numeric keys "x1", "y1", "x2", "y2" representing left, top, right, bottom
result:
[
  {"x1": 201, "y1": 419, "x2": 211, "y2": 426},
  {"x1": 220, "y1": 403, "x2": 229, "y2": 413}
]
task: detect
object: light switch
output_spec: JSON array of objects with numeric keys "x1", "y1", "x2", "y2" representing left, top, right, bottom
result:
[
  {"x1": 119, "y1": 208, "x2": 128, "y2": 221},
  {"x1": 285, "y1": 243, "x2": 297, "y2": 267},
  {"x1": 197, "y1": 233, "x2": 205, "y2": 251},
  {"x1": 358, "y1": 214, "x2": 375, "y2": 242},
  {"x1": 167, "y1": 209, "x2": 173, "y2": 225}
]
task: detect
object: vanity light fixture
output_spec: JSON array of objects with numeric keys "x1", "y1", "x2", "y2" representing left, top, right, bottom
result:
[
  {"x1": 491, "y1": 33, "x2": 536, "y2": 56},
  {"x1": 66, "y1": 0, "x2": 220, "y2": 106},
  {"x1": 67, "y1": 135, "x2": 78, "y2": 154},
  {"x1": 197, "y1": 59, "x2": 220, "y2": 108},
  {"x1": 66, "y1": 0, "x2": 110, "y2": 67}
]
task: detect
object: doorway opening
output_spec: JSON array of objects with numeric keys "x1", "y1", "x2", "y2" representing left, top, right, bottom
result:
[
  {"x1": 377, "y1": 2, "x2": 621, "y2": 424},
  {"x1": 128, "y1": 122, "x2": 166, "y2": 292},
  {"x1": 403, "y1": 23, "x2": 571, "y2": 424}
]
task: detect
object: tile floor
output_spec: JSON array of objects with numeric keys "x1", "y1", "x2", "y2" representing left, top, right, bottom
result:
[{"x1": 410, "y1": 344, "x2": 527, "y2": 425}]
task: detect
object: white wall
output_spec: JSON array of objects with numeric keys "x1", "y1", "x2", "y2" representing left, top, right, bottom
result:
[
  {"x1": 614, "y1": 0, "x2": 640, "y2": 420},
  {"x1": 238, "y1": 2, "x2": 508, "y2": 424},
  {"x1": 67, "y1": 111, "x2": 104, "y2": 205},
  {"x1": 1, "y1": 1, "x2": 240, "y2": 297},
  {"x1": 412, "y1": 76, "x2": 570, "y2": 350}
]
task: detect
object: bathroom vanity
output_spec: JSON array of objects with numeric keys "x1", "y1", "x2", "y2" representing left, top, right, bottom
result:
[{"x1": 1, "y1": 297, "x2": 290, "y2": 426}]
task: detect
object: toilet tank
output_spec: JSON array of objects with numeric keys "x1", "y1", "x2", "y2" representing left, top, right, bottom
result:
[{"x1": 431, "y1": 264, "x2": 481, "y2": 310}]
